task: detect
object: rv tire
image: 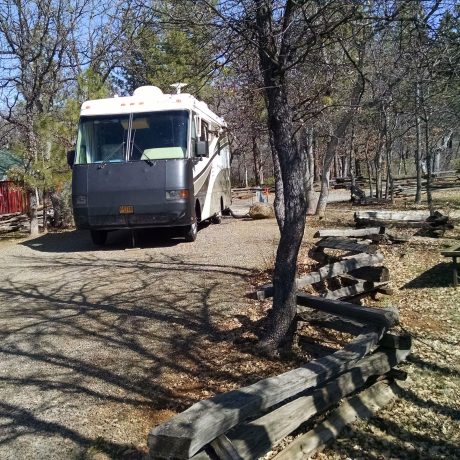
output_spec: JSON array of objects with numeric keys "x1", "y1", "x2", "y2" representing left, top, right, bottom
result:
[
  {"x1": 184, "y1": 222, "x2": 197, "y2": 242},
  {"x1": 91, "y1": 230, "x2": 107, "y2": 246},
  {"x1": 211, "y1": 212, "x2": 222, "y2": 224}
]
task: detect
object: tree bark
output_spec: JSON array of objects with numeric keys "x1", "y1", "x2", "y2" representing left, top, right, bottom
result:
[
  {"x1": 270, "y1": 130, "x2": 285, "y2": 231},
  {"x1": 383, "y1": 104, "x2": 394, "y2": 203},
  {"x1": 25, "y1": 114, "x2": 40, "y2": 236},
  {"x1": 414, "y1": 80, "x2": 422, "y2": 204},
  {"x1": 256, "y1": 1, "x2": 307, "y2": 353},
  {"x1": 424, "y1": 111, "x2": 434, "y2": 214},
  {"x1": 349, "y1": 124, "x2": 356, "y2": 201},
  {"x1": 252, "y1": 133, "x2": 264, "y2": 186},
  {"x1": 29, "y1": 191, "x2": 39, "y2": 236},
  {"x1": 305, "y1": 127, "x2": 316, "y2": 215},
  {"x1": 316, "y1": 73, "x2": 364, "y2": 216},
  {"x1": 317, "y1": 164, "x2": 331, "y2": 216},
  {"x1": 374, "y1": 139, "x2": 383, "y2": 199},
  {"x1": 364, "y1": 137, "x2": 373, "y2": 198}
]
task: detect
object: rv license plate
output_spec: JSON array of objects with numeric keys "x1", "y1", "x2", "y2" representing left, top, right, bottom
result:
[{"x1": 119, "y1": 205, "x2": 134, "y2": 214}]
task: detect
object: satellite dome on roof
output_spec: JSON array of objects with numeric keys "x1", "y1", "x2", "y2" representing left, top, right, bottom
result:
[{"x1": 133, "y1": 86, "x2": 163, "y2": 97}]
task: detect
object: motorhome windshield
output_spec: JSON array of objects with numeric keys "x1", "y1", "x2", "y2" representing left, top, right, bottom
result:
[{"x1": 75, "y1": 110, "x2": 189, "y2": 164}]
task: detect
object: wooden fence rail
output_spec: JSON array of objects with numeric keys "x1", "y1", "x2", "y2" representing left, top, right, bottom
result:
[
  {"x1": 148, "y1": 304, "x2": 409, "y2": 459},
  {"x1": 148, "y1": 232, "x2": 409, "y2": 459}
]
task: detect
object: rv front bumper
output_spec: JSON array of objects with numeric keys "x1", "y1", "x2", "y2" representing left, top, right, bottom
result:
[{"x1": 73, "y1": 203, "x2": 193, "y2": 230}]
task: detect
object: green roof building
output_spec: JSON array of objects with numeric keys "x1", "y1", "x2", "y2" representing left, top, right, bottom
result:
[{"x1": 0, "y1": 150, "x2": 22, "y2": 180}]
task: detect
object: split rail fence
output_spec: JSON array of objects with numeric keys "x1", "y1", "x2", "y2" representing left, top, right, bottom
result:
[{"x1": 148, "y1": 230, "x2": 411, "y2": 459}]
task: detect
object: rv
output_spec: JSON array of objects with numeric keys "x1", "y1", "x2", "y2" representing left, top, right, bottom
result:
[{"x1": 67, "y1": 85, "x2": 231, "y2": 244}]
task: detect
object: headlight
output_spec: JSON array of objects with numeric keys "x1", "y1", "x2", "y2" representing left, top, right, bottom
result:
[
  {"x1": 166, "y1": 190, "x2": 189, "y2": 200},
  {"x1": 75, "y1": 195, "x2": 87, "y2": 206}
]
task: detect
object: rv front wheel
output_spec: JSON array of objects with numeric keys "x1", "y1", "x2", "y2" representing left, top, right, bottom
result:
[
  {"x1": 211, "y1": 212, "x2": 222, "y2": 224},
  {"x1": 184, "y1": 222, "x2": 197, "y2": 242},
  {"x1": 90, "y1": 230, "x2": 107, "y2": 246}
]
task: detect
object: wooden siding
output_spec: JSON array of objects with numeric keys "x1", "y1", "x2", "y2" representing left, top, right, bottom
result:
[{"x1": 0, "y1": 181, "x2": 29, "y2": 215}]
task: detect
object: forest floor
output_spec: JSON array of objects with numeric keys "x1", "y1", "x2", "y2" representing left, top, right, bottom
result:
[
  {"x1": 264, "y1": 191, "x2": 460, "y2": 459},
  {"x1": 0, "y1": 189, "x2": 458, "y2": 459}
]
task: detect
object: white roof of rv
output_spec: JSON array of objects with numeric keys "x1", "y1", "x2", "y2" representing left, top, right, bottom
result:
[{"x1": 80, "y1": 86, "x2": 226, "y2": 126}]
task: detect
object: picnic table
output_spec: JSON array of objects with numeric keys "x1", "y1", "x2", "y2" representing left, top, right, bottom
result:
[{"x1": 441, "y1": 244, "x2": 460, "y2": 288}]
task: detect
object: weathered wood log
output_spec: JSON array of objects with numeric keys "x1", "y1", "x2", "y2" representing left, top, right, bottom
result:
[
  {"x1": 387, "y1": 368, "x2": 408, "y2": 381},
  {"x1": 206, "y1": 347, "x2": 409, "y2": 460},
  {"x1": 354, "y1": 210, "x2": 452, "y2": 229},
  {"x1": 148, "y1": 328, "x2": 386, "y2": 459},
  {"x1": 297, "y1": 253, "x2": 384, "y2": 290},
  {"x1": 274, "y1": 380, "x2": 399, "y2": 460},
  {"x1": 348, "y1": 266, "x2": 390, "y2": 282},
  {"x1": 379, "y1": 333, "x2": 412, "y2": 350},
  {"x1": 296, "y1": 308, "x2": 367, "y2": 335},
  {"x1": 256, "y1": 253, "x2": 384, "y2": 300},
  {"x1": 315, "y1": 237, "x2": 377, "y2": 254},
  {"x1": 356, "y1": 219, "x2": 437, "y2": 229},
  {"x1": 0, "y1": 212, "x2": 23, "y2": 221},
  {"x1": 297, "y1": 293, "x2": 399, "y2": 329},
  {"x1": 314, "y1": 227, "x2": 384, "y2": 238},
  {"x1": 375, "y1": 286, "x2": 394, "y2": 296},
  {"x1": 0, "y1": 225, "x2": 21, "y2": 234},
  {"x1": 323, "y1": 279, "x2": 388, "y2": 301},
  {"x1": 0, "y1": 216, "x2": 28, "y2": 225},
  {"x1": 385, "y1": 231, "x2": 410, "y2": 243},
  {"x1": 0, "y1": 212, "x2": 30, "y2": 236},
  {"x1": 209, "y1": 435, "x2": 243, "y2": 460},
  {"x1": 355, "y1": 210, "x2": 431, "y2": 222}
]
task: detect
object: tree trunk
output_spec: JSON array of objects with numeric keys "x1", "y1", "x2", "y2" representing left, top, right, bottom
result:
[
  {"x1": 424, "y1": 112, "x2": 434, "y2": 214},
  {"x1": 374, "y1": 141, "x2": 383, "y2": 199},
  {"x1": 29, "y1": 190, "x2": 39, "y2": 236},
  {"x1": 316, "y1": 72, "x2": 364, "y2": 216},
  {"x1": 313, "y1": 147, "x2": 321, "y2": 183},
  {"x1": 260, "y1": 88, "x2": 307, "y2": 351},
  {"x1": 25, "y1": 115, "x2": 40, "y2": 236},
  {"x1": 342, "y1": 155, "x2": 349, "y2": 178},
  {"x1": 317, "y1": 168, "x2": 330, "y2": 215},
  {"x1": 270, "y1": 130, "x2": 285, "y2": 231},
  {"x1": 305, "y1": 127, "x2": 316, "y2": 215},
  {"x1": 383, "y1": 106, "x2": 394, "y2": 203},
  {"x1": 349, "y1": 125, "x2": 356, "y2": 201},
  {"x1": 252, "y1": 133, "x2": 264, "y2": 186},
  {"x1": 256, "y1": 2, "x2": 307, "y2": 353},
  {"x1": 364, "y1": 138, "x2": 373, "y2": 198},
  {"x1": 42, "y1": 190, "x2": 47, "y2": 232},
  {"x1": 415, "y1": 81, "x2": 422, "y2": 204}
]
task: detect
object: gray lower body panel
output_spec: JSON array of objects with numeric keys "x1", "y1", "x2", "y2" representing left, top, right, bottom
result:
[{"x1": 74, "y1": 202, "x2": 192, "y2": 230}]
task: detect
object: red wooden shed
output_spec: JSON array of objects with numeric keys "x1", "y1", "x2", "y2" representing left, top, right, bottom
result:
[{"x1": 0, "y1": 181, "x2": 29, "y2": 215}]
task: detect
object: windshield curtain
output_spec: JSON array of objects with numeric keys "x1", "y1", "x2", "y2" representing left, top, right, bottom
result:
[{"x1": 75, "y1": 110, "x2": 189, "y2": 164}]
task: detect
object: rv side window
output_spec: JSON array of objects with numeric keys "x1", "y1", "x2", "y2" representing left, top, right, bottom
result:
[
  {"x1": 201, "y1": 121, "x2": 209, "y2": 157},
  {"x1": 192, "y1": 116, "x2": 209, "y2": 157},
  {"x1": 191, "y1": 114, "x2": 198, "y2": 156},
  {"x1": 200, "y1": 121, "x2": 208, "y2": 142}
]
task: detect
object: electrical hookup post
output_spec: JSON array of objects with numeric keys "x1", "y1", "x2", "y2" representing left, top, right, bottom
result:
[{"x1": 255, "y1": 186, "x2": 269, "y2": 203}]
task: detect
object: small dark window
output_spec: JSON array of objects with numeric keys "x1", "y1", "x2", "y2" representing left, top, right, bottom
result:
[{"x1": 200, "y1": 121, "x2": 208, "y2": 142}]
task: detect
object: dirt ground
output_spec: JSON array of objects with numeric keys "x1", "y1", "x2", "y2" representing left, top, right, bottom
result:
[{"x1": 0, "y1": 191, "x2": 459, "y2": 459}]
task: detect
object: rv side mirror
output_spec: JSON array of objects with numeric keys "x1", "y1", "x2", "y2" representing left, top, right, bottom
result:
[
  {"x1": 67, "y1": 150, "x2": 75, "y2": 169},
  {"x1": 196, "y1": 140, "x2": 208, "y2": 157}
]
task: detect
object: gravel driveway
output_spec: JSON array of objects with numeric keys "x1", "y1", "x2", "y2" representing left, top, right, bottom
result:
[{"x1": 0, "y1": 218, "x2": 280, "y2": 459}]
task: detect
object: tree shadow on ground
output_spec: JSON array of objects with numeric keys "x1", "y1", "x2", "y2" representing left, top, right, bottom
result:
[
  {"x1": 21, "y1": 221, "x2": 214, "y2": 253},
  {"x1": 408, "y1": 354, "x2": 460, "y2": 378},
  {"x1": 21, "y1": 229, "x2": 185, "y2": 253},
  {"x1": 401, "y1": 262, "x2": 454, "y2": 289},
  {"x1": 0, "y1": 233, "x2": 363, "y2": 459},
  {"x1": 0, "y1": 248, "x2": 306, "y2": 458}
]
